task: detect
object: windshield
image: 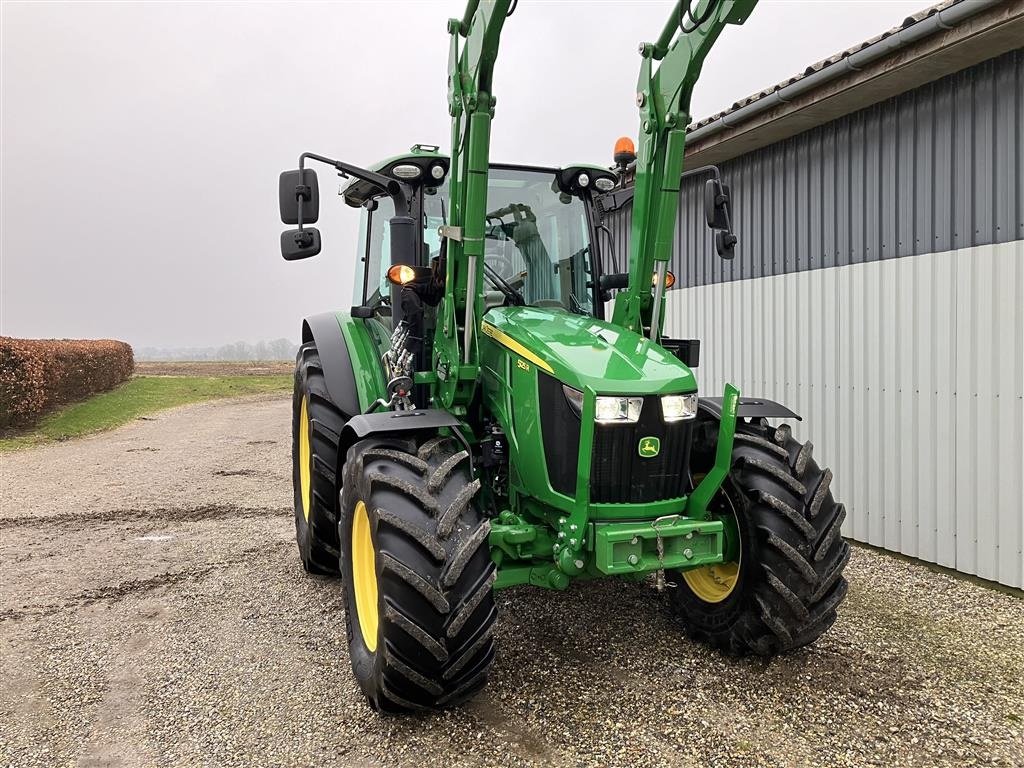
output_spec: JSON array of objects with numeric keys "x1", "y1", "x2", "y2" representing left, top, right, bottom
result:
[{"x1": 357, "y1": 166, "x2": 595, "y2": 315}]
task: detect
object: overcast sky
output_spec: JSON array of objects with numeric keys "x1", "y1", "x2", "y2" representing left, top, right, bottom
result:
[{"x1": 2, "y1": 0, "x2": 930, "y2": 349}]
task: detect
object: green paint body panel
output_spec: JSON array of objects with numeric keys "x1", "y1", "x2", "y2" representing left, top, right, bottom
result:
[
  {"x1": 336, "y1": 312, "x2": 389, "y2": 411},
  {"x1": 478, "y1": 306, "x2": 698, "y2": 525},
  {"x1": 482, "y1": 306, "x2": 696, "y2": 395}
]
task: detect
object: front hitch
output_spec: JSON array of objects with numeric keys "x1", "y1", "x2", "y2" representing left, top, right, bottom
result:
[{"x1": 687, "y1": 383, "x2": 740, "y2": 521}]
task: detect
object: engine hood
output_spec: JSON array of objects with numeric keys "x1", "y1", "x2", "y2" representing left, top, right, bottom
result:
[{"x1": 481, "y1": 306, "x2": 696, "y2": 395}]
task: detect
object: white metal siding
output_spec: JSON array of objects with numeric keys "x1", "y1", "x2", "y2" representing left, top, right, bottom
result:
[{"x1": 666, "y1": 241, "x2": 1024, "y2": 588}]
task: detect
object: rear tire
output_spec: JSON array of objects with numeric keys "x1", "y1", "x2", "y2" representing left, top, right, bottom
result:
[
  {"x1": 339, "y1": 436, "x2": 497, "y2": 712},
  {"x1": 292, "y1": 342, "x2": 344, "y2": 576},
  {"x1": 670, "y1": 416, "x2": 850, "y2": 655}
]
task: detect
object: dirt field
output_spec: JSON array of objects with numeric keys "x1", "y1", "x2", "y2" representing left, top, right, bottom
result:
[
  {"x1": 1, "y1": 395, "x2": 1022, "y2": 768},
  {"x1": 133, "y1": 361, "x2": 293, "y2": 377}
]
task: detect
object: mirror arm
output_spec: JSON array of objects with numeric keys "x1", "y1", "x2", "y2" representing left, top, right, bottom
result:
[
  {"x1": 595, "y1": 163, "x2": 723, "y2": 215},
  {"x1": 680, "y1": 163, "x2": 721, "y2": 183},
  {"x1": 298, "y1": 152, "x2": 411, "y2": 215}
]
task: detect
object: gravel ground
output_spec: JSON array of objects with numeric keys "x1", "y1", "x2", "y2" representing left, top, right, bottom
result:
[{"x1": 1, "y1": 395, "x2": 1022, "y2": 768}]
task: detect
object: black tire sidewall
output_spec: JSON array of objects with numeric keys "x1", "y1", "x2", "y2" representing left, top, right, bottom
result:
[{"x1": 338, "y1": 439, "x2": 396, "y2": 702}]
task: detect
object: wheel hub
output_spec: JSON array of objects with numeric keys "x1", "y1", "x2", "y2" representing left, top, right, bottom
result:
[
  {"x1": 682, "y1": 561, "x2": 739, "y2": 602},
  {"x1": 682, "y1": 483, "x2": 741, "y2": 603}
]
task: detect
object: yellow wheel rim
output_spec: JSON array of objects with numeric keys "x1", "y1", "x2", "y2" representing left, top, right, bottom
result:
[
  {"x1": 299, "y1": 396, "x2": 312, "y2": 521},
  {"x1": 682, "y1": 561, "x2": 740, "y2": 603},
  {"x1": 351, "y1": 500, "x2": 379, "y2": 652},
  {"x1": 682, "y1": 472, "x2": 740, "y2": 603}
]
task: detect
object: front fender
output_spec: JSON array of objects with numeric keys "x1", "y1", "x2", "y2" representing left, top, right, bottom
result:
[
  {"x1": 338, "y1": 409, "x2": 469, "y2": 478},
  {"x1": 302, "y1": 312, "x2": 361, "y2": 419},
  {"x1": 698, "y1": 396, "x2": 801, "y2": 422}
]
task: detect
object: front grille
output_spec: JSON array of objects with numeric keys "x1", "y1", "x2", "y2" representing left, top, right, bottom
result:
[
  {"x1": 538, "y1": 372, "x2": 582, "y2": 497},
  {"x1": 590, "y1": 396, "x2": 692, "y2": 503}
]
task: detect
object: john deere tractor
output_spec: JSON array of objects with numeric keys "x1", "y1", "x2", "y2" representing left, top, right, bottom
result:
[{"x1": 278, "y1": 0, "x2": 849, "y2": 713}]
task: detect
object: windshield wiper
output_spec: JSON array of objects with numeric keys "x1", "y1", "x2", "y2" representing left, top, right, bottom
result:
[
  {"x1": 568, "y1": 291, "x2": 589, "y2": 316},
  {"x1": 483, "y1": 262, "x2": 525, "y2": 307}
]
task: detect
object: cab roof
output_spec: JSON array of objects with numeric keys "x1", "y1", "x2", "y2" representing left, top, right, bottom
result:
[{"x1": 342, "y1": 144, "x2": 614, "y2": 208}]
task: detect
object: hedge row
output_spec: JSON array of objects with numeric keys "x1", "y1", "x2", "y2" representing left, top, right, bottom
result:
[{"x1": 0, "y1": 337, "x2": 134, "y2": 430}]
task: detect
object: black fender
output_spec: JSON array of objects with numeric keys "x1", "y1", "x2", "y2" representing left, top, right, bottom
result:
[
  {"x1": 338, "y1": 409, "x2": 471, "y2": 476},
  {"x1": 302, "y1": 312, "x2": 360, "y2": 419},
  {"x1": 698, "y1": 396, "x2": 801, "y2": 422},
  {"x1": 342, "y1": 409, "x2": 463, "y2": 442}
]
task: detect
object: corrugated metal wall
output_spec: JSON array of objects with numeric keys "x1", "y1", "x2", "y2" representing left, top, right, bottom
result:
[
  {"x1": 604, "y1": 49, "x2": 1023, "y2": 287},
  {"x1": 603, "y1": 50, "x2": 1024, "y2": 588},
  {"x1": 667, "y1": 243, "x2": 1023, "y2": 589}
]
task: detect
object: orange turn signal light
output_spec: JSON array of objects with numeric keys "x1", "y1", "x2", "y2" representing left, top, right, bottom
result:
[
  {"x1": 652, "y1": 270, "x2": 676, "y2": 289},
  {"x1": 387, "y1": 264, "x2": 418, "y2": 285}
]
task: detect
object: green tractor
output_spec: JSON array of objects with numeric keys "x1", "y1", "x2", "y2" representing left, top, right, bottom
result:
[{"x1": 279, "y1": 0, "x2": 849, "y2": 713}]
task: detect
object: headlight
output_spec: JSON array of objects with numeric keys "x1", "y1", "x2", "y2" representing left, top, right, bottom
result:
[
  {"x1": 661, "y1": 393, "x2": 698, "y2": 421},
  {"x1": 594, "y1": 177, "x2": 615, "y2": 192},
  {"x1": 595, "y1": 396, "x2": 642, "y2": 423}
]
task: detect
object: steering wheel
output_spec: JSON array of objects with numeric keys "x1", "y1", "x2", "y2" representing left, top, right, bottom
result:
[{"x1": 483, "y1": 246, "x2": 515, "y2": 281}]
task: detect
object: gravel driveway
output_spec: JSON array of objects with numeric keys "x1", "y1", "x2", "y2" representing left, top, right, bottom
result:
[{"x1": 1, "y1": 395, "x2": 1022, "y2": 768}]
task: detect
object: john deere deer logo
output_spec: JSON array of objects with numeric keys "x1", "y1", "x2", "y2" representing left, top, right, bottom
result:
[{"x1": 638, "y1": 436, "x2": 660, "y2": 458}]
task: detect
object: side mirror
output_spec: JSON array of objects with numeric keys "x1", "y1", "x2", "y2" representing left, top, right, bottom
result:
[
  {"x1": 279, "y1": 169, "x2": 319, "y2": 225},
  {"x1": 703, "y1": 178, "x2": 730, "y2": 230},
  {"x1": 281, "y1": 228, "x2": 321, "y2": 261},
  {"x1": 715, "y1": 231, "x2": 737, "y2": 260}
]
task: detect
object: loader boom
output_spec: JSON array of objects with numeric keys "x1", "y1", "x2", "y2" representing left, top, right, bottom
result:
[
  {"x1": 442, "y1": 0, "x2": 758, "y2": 380},
  {"x1": 611, "y1": 0, "x2": 757, "y2": 336},
  {"x1": 435, "y1": 0, "x2": 513, "y2": 410}
]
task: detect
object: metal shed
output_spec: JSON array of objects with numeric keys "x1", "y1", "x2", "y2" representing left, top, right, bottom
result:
[{"x1": 602, "y1": 0, "x2": 1024, "y2": 588}]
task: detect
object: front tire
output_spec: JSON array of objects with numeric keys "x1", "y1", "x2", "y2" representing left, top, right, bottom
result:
[
  {"x1": 670, "y1": 416, "x2": 850, "y2": 655},
  {"x1": 339, "y1": 436, "x2": 497, "y2": 712},
  {"x1": 292, "y1": 342, "x2": 345, "y2": 576}
]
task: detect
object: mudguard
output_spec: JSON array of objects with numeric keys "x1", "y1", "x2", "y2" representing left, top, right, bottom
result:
[
  {"x1": 699, "y1": 396, "x2": 801, "y2": 422},
  {"x1": 343, "y1": 409, "x2": 463, "y2": 441},
  {"x1": 302, "y1": 312, "x2": 360, "y2": 418},
  {"x1": 339, "y1": 409, "x2": 468, "y2": 474}
]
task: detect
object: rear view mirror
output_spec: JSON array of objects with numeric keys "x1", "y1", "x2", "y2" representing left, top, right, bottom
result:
[
  {"x1": 281, "y1": 228, "x2": 321, "y2": 261},
  {"x1": 704, "y1": 178, "x2": 730, "y2": 230},
  {"x1": 715, "y1": 230, "x2": 737, "y2": 260},
  {"x1": 279, "y1": 169, "x2": 319, "y2": 225}
]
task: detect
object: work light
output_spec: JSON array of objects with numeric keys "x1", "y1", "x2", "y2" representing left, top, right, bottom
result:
[
  {"x1": 661, "y1": 393, "x2": 698, "y2": 421},
  {"x1": 392, "y1": 164, "x2": 422, "y2": 180}
]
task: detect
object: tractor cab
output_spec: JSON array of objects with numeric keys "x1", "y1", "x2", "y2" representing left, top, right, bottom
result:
[{"x1": 342, "y1": 147, "x2": 616, "y2": 324}]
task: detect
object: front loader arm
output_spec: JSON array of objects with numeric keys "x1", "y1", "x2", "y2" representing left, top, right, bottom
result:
[
  {"x1": 436, "y1": 0, "x2": 756, "y2": 409},
  {"x1": 611, "y1": 0, "x2": 757, "y2": 336},
  {"x1": 435, "y1": 0, "x2": 513, "y2": 410}
]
